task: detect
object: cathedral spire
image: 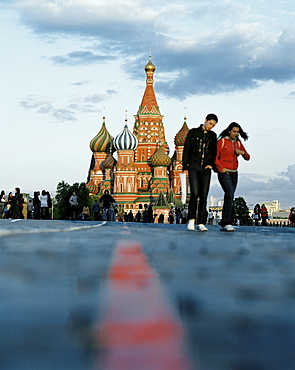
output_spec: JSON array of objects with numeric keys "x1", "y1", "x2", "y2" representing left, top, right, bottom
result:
[{"x1": 137, "y1": 55, "x2": 160, "y2": 115}]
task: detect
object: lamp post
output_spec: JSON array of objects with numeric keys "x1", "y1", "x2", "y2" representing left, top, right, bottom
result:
[{"x1": 51, "y1": 193, "x2": 54, "y2": 220}]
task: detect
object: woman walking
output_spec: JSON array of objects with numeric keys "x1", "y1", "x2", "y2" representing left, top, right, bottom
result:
[
  {"x1": 215, "y1": 122, "x2": 250, "y2": 231},
  {"x1": 260, "y1": 204, "x2": 268, "y2": 226}
]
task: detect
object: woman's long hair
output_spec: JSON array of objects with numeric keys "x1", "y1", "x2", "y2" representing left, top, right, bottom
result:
[{"x1": 218, "y1": 122, "x2": 249, "y2": 141}]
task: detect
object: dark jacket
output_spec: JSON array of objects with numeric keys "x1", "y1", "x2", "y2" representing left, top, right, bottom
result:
[
  {"x1": 100, "y1": 193, "x2": 115, "y2": 209},
  {"x1": 182, "y1": 125, "x2": 217, "y2": 170}
]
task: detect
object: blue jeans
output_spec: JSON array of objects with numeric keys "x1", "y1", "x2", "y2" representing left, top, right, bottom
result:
[
  {"x1": 188, "y1": 168, "x2": 211, "y2": 224},
  {"x1": 218, "y1": 172, "x2": 238, "y2": 226}
]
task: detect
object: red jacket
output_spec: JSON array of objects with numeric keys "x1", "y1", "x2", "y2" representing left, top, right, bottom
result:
[{"x1": 215, "y1": 137, "x2": 250, "y2": 172}]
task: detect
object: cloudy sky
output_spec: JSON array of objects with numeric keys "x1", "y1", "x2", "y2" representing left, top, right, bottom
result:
[{"x1": 1, "y1": 0, "x2": 294, "y2": 209}]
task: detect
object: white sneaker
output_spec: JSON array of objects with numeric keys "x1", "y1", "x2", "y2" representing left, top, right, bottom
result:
[
  {"x1": 221, "y1": 224, "x2": 235, "y2": 232},
  {"x1": 187, "y1": 219, "x2": 195, "y2": 231},
  {"x1": 198, "y1": 224, "x2": 208, "y2": 232}
]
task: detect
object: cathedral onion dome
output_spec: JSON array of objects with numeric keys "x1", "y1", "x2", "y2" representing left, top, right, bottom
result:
[
  {"x1": 90, "y1": 117, "x2": 113, "y2": 153},
  {"x1": 113, "y1": 123, "x2": 138, "y2": 151},
  {"x1": 150, "y1": 145, "x2": 171, "y2": 167},
  {"x1": 99, "y1": 153, "x2": 117, "y2": 171},
  {"x1": 145, "y1": 55, "x2": 156, "y2": 72},
  {"x1": 174, "y1": 117, "x2": 189, "y2": 147},
  {"x1": 86, "y1": 181, "x2": 98, "y2": 194}
]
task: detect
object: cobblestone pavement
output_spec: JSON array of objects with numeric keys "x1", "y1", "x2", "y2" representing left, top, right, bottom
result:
[{"x1": 1, "y1": 219, "x2": 295, "y2": 370}]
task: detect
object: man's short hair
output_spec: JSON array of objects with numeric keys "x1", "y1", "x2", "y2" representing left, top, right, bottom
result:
[{"x1": 205, "y1": 113, "x2": 218, "y2": 123}]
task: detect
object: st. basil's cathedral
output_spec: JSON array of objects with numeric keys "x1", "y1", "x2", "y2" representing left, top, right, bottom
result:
[{"x1": 86, "y1": 56, "x2": 189, "y2": 221}]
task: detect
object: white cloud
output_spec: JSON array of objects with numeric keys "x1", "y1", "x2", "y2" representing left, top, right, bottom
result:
[
  {"x1": 210, "y1": 164, "x2": 295, "y2": 209},
  {"x1": 20, "y1": 91, "x2": 117, "y2": 121},
  {"x1": 50, "y1": 51, "x2": 116, "y2": 66},
  {"x1": 6, "y1": 0, "x2": 294, "y2": 99}
]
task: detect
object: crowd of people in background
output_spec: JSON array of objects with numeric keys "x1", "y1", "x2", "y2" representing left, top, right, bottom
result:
[
  {"x1": 98, "y1": 189, "x2": 188, "y2": 224},
  {"x1": 0, "y1": 187, "x2": 294, "y2": 226},
  {"x1": 0, "y1": 188, "x2": 52, "y2": 220}
]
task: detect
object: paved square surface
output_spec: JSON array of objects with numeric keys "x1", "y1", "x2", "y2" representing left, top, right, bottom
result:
[{"x1": 1, "y1": 220, "x2": 295, "y2": 369}]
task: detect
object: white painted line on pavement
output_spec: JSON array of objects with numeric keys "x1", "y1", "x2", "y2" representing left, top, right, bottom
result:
[{"x1": 0, "y1": 221, "x2": 107, "y2": 237}]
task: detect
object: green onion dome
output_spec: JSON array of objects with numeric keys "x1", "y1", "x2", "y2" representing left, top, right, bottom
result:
[
  {"x1": 150, "y1": 145, "x2": 171, "y2": 167},
  {"x1": 90, "y1": 117, "x2": 113, "y2": 153},
  {"x1": 174, "y1": 118, "x2": 189, "y2": 147},
  {"x1": 100, "y1": 153, "x2": 117, "y2": 171}
]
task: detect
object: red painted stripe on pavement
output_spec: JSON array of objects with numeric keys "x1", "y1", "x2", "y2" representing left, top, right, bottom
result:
[{"x1": 96, "y1": 240, "x2": 194, "y2": 370}]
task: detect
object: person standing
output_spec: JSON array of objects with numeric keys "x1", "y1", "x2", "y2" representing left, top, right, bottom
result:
[
  {"x1": 260, "y1": 204, "x2": 268, "y2": 226},
  {"x1": 175, "y1": 206, "x2": 181, "y2": 224},
  {"x1": 27, "y1": 200, "x2": 34, "y2": 219},
  {"x1": 183, "y1": 113, "x2": 218, "y2": 232},
  {"x1": 99, "y1": 190, "x2": 115, "y2": 221},
  {"x1": 11, "y1": 187, "x2": 23, "y2": 219},
  {"x1": 168, "y1": 206, "x2": 175, "y2": 224},
  {"x1": 158, "y1": 213, "x2": 164, "y2": 223},
  {"x1": 0, "y1": 190, "x2": 5, "y2": 218},
  {"x1": 92, "y1": 200, "x2": 101, "y2": 221},
  {"x1": 215, "y1": 122, "x2": 250, "y2": 232},
  {"x1": 142, "y1": 205, "x2": 149, "y2": 223},
  {"x1": 289, "y1": 207, "x2": 295, "y2": 226},
  {"x1": 40, "y1": 190, "x2": 49, "y2": 219},
  {"x1": 108, "y1": 202, "x2": 116, "y2": 221},
  {"x1": 253, "y1": 204, "x2": 261, "y2": 226},
  {"x1": 148, "y1": 203, "x2": 154, "y2": 223},
  {"x1": 69, "y1": 191, "x2": 78, "y2": 220},
  {"x1": 82, "y1": 205, "x2": 90, "y2": 220},
  {"x1": 33, "y1": 191, "x2": 40, "y2": 219},
  {"x1": 208, "y1": 209, "x2": 214, "y2": 225},
  {"x1": 135, "y1": 210, "x2": 142, "y2": 222},
  {"x1": 180, "y1": 207, "x2": 188, "y2": 224},
  {"x1": 46, "y1": 192, "x2": 52, "y2": 219},
  {"x1": 7, "y1": 192, "x2": 13, "y2": 219},
  {"x1": 127, "y1": 210, "x2": 134, "y2": 222}
]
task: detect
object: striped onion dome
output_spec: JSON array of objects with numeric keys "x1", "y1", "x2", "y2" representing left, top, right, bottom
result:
[
  {"x1": 90, "y1": 117, "x2": 113, "y2": 153},
  {"x1": 113, "y1": 121, "x2": 138, "y2": 151},
  {"x1": 174, "y1": 117, "x2": 189, "y2": 147},
  {"x1": 86, "y1": 181, "x2": 98, "y2": 194},
  {"x1": 150, "y1": 145, "x2": 171, "y2": 167},
  {"x1": 100, "y1": 153, "x2": 117, "y2": 171}
]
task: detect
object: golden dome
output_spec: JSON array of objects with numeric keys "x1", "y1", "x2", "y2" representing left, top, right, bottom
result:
[
  {"x1": 145, "y1": 56, "x2": 156, "y2": 72},
  {"x1": 150, "y1": 145, "x2": 171, "y2": 167}
]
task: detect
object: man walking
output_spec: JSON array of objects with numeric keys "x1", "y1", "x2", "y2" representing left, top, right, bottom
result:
[{"x1": 182, "y1": 113, "x2": 218, "y2": 231}]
